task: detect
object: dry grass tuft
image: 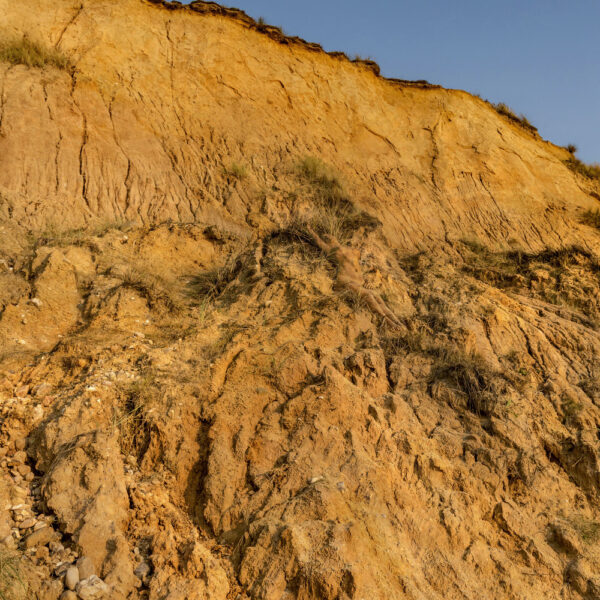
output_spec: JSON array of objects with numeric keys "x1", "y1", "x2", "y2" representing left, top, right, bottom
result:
[
  {"x1": 0, "y1": 549, "x2": 27, "y2": 600},
  {"x1": 188, "y1": 260, "x2": 240, "y2": 302},
  {"x1": 582, "y1": 210, "x2": 600, "y2": 229},
  {"x1": 568, "y1": 515, "x2": 600, "y2": 544},
  {"x1": 113, "y1": 373, "x2": 160, "y2": 458},
  {"x1": 0, "y1": 36, "x2": 70, "y2": 70},
  {"x1": 223, "y1": 162, "x2": 248, "y2": 180},
  {"x1": 31, "y1": 219, "x2": 131, "y2": 248},
  {"x1": 295, "y1": 156, "x2": 381, "y2": 242},
  {"x1": 564, "y1": 156, "x2": 600, "y2": 181},
  {"x1": 490, "y1": 102, "x2": 537, "y2": 133},
  {"x1": 116, "y1": 267, "x2": 184, "y2": 312},
  {"x1": 381, "y1": 313, "x2": 507, "y2": 417}
]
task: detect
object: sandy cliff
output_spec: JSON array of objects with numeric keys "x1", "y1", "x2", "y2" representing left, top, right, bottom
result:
[{"x1": 1, "y1": 1, "x2": 600, "y2": 599}]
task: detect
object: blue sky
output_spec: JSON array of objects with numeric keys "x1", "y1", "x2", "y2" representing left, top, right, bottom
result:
[{"x1": 185, "y1": 1, "x2": 599, "y2": 163}]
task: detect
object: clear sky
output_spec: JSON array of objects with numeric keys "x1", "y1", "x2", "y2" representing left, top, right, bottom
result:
[{"x1": 184, "y1": 0, "x2": 599, "y2": 164}]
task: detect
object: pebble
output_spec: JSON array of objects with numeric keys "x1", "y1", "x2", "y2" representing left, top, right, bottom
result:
[
  {"x1": 12, "y1": 451, "x2": 27, "y2": 464},
  {"x1": 134, "y1": 561, "x2": 150, "y2": 579},
  {"x1": 17, "y1": 464, "x2": 31, "y2": 477},
  {"x1": 76, "y1": 556, "x2": 96, "y2": 580},
  {"x1": 14, "y1": 438, "x2": 27, "y2": 451},
  {"x1": 18, "y1": 517, "x2": 36, "y2": 529},
  {"x1": 31, "y1": 404, "x2": 44, "y2": 422},
  {"x1": 60, "y1": 591, "x2": 77, "y2": 600},
  {"x1": 75, "y1": 575, "x2": 109, "y2": 600},
  {"x1": 24, "y1": 525, "x2": 56, "y2": 549},
  {"x1": 65, "y1": 565, "x2": 79, "y2": 590}
]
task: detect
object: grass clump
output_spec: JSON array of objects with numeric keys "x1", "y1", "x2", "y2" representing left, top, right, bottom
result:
[
  {"x1": 382, "y1": 319, "x2": 505, "y2": 417},
  {"x1": 115, "y1": 267, "x2": 183, "y2": 312},
  {"x1": 188, "y1": 263, "x2": 238, "y2": 302},
  {"x1": 434, "y1": 348, "x2": 502, "y2": 416},
  {"x1": 223, "y1": 163, "x2": 248, "y2": 180},
  {"x1": 564, "y1": 156, "x2": 600, "y2": 181},
  {"x1": 0, "y1": 36, "x2": 70, "y2": 70},
  {"x1": 582, "y1": 209, "x2": 600, "y2": 229},
  {"x1": 568, "y1": 515, "x2": 600, "y2": 544},
  {"x1": 295, "y1": 155, "x2": 381, "y2": 242},
  {"x1": 187, "y1": 244, "x2": 258, "y2": 306},
  {"x1": 113, "y1": 373, "x2": 159, "y2": 459},
  {"x1": 490, "y1": 102, "x2": 537, "y2": 133},
  {"x1": 31, "y1": 219, "x2": 131, "y2": 248},
  {"x1": 0, "y1": 549, "x2": 27, "y2": 600}
]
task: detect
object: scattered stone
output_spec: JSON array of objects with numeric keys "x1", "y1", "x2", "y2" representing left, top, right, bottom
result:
[
  {"x1": 76, "y1": 556, "x2": 96, "y2": 580},
  {"x1": 14, "y1": 438, "x2": 27, "y2": 451},
  {"x1": 50, "y1": 541, "x2": 65, "y2": 554},
  {"x1": 134, "y1": 560, "x2": 151, "y2": 579},
  {"x1": 12, "y1": 450, "x2": 27, "y2": 464},
  {"x1": 24, "y1": 525, "x2": 57, "y2": 548},
  {"x1": 35, "y1": 545, "x2": 50, "y2": 562},
  {"x1": 41, "y1": 579, "x2": 64, "y2": 600},
  {"x1": 60, "y1": 592, "x2": 77, "y2": 600},
  {"x1": 17, "y1": 463, "x2": 31, "y2": 477},
  {"x1": 34, "y1": 383, "x2": 52, "y2": 397},
  {"x1": 15, "y1": 385, "x2": 29, "y2": 398},
  {"x1": 18, "y1": 517, "x2": 36, "y2": 529},
  {"x1": 75, "y1": 575, "x2": 110, "y2": 599},
  {"x1": 65, "y1": 565, "x2": 80, "y2": 590},
  {"x1": 31, "y1": 404, "x2": 44, "y2": 422}
]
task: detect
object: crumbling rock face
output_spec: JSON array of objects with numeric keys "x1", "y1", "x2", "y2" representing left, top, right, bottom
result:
[{"x1": 1, "y1": 1, "x2": 600, "y2": 599}]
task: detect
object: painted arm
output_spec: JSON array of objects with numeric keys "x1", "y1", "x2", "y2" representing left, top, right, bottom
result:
[{"x1": 305, "y1": 224, "x2": 337, "y2": 254}]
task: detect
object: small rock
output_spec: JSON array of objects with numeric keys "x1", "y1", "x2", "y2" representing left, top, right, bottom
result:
[
  {"x1": 75, "y1": 575, "x2": 109, "y2": 600},
  {"x1": 17, "y1": 464, "x2": 31, "y2": 477},
  {"x1": 76, "y1": 556, "x2": 96, "y2": 580},
  {"x1": 60, "y1": 591, "x2": 77, "y2": 600},
  {"x1": 12, "y1": 451, "x2": 27, "y2": 464},
  {"x1": 41, "y1": 579, "x2": 64, "y2": 599},
  {"x1": 35, "y1": 545, "x2": 50, "y2": 562},
  {"x1": 31, "y1": 404, "x2": 44, "y2": 422},
  {"x1": 24, "y1": 525, "x2": 57, "y2": 549},
  {"x1": 15, "y1": 385, "x2": 29, "y2": 398},
  {"x1": 14, "y1": 438, "x2": 27, "y2": 451},
  {"x1": 29, "y1": 297, "x2": 42, "y2": 307},
  {"x1": 54, "y1": 562, "x2": 70, "y2": 577},
  {"x1": 18, "y1": 518, "x2": 36, "y2": 529},
  {"x1": 65, "y1": 565, "x2": 79, "y2": 590},
  {"x1": 308, "y1": 475, "x2": 324, "y2": 484},
  {"x1": 134, "y1": 561, "x2": 151, "y2": 579},
  {"x1": 34, "y1": 383, "x2": 52, "y2": 397}
]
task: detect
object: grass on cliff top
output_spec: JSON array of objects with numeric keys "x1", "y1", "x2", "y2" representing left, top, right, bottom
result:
[
  {"x1": 0, "y1": 36, "x2": 70, "y2": 70},
  {"x1": 489, "y1": 102, "x2": 537, "y2": 134},
  {"x1": 564, "y1": 156, "x2": 600, "y2": 181}
]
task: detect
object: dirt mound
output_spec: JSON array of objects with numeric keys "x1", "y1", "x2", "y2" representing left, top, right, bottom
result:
[{"x1": 2, "y1": 1, "x2": 600, "y2": 599}]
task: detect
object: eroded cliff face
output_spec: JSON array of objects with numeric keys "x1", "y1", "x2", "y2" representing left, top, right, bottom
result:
[{"x1": 1, "y1": 1, "x2": 600, "y2": 599}]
